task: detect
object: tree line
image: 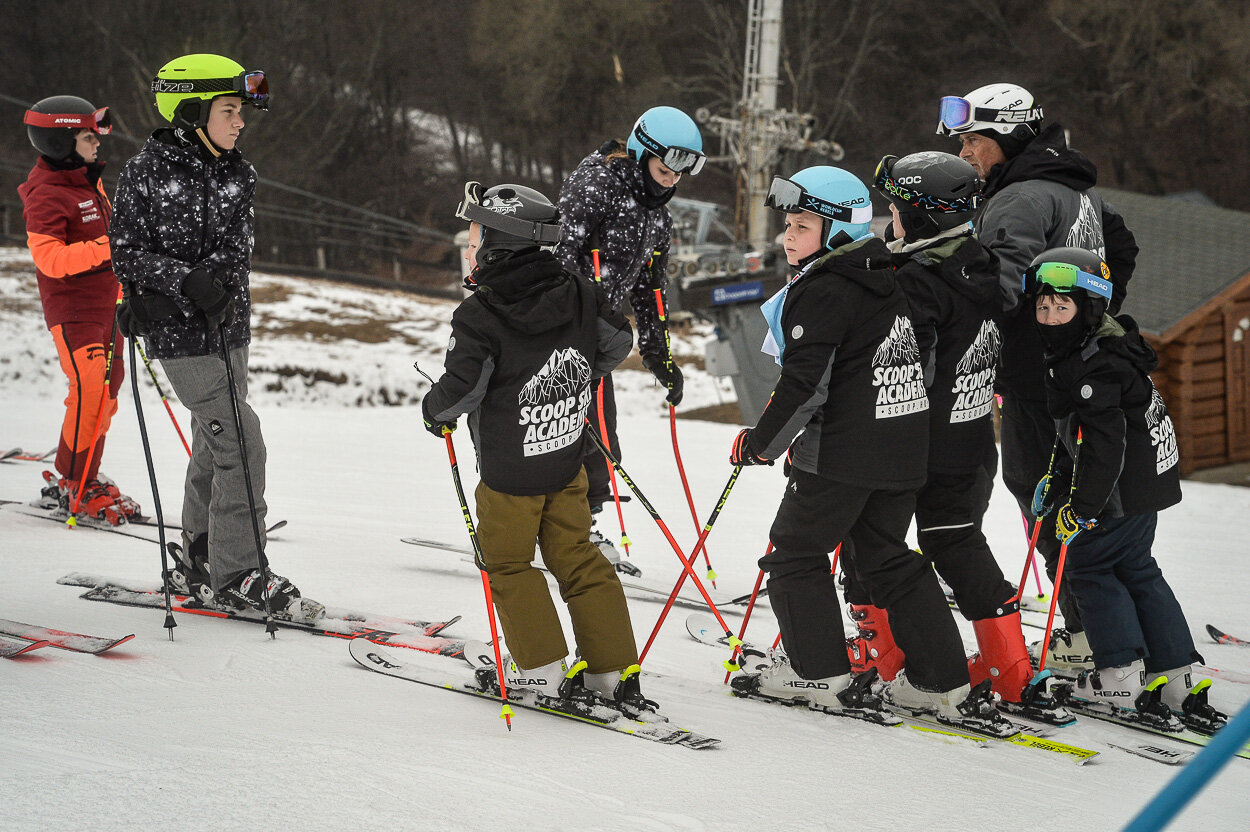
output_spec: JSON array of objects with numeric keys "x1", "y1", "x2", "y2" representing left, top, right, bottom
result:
[{"x1": 1, "y1": 0, "x2": 1246, "y2": 261}]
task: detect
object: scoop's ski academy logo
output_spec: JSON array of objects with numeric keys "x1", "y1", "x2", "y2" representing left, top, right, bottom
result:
[
  {"x1": 950, "y1": 320, "x2": 1001, "y2": 423},
  {"x1": 872, "y1": 316, "x2": 928, "y2": 419},
  {"x1": 1146, "y1": 384, "x2": 1179, "y2": 474},
  {"x1": 518, "y1": 348, "x2": 593, "y2": 457}
]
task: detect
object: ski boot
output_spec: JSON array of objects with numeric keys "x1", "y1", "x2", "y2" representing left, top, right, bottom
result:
[
  {"x1": 583, "y1": 663, "x2": 664, "y2": 721},
  {"x1": 1030, "y1": 627, "x2": 1094, "y2": 679},
  {"x1": 731, "y1": 649, "x2": 899, "y2": 724},
  {"x1": 969, "y1": 612, "x2": 1073, "y2": 725},
  {"x1": 165, "y1": 536, "x2": 213, "y2": 600},
  {"x1": 1151, "y1": 667, "x2": 1228, "y2": 735},
  {"x1": 502, "y1": 655, "x2": 570, "y2": 698},
  {"x1": 845, "y1": 603, "x2": 905, "y2": 682},
  {"x1": 882, "y1": 673, "x2": 1017, "y2": 738},
  {"x1": 85, "y1": 475, "x2": 141, "y2": 523},
  {"x1": 217, "y1": 568, "x2": 324, "y2": 622},
  {"x1": 38, "y1": 470, "x2": 69, "y2": 511},
  {"x1": 1069, "y1": 660, "x2": 1184, "y2": 731}
]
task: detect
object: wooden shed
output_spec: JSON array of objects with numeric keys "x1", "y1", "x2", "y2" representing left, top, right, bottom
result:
[{"x1": 1104, "y1": 188, "x2": 1250, "y2": 474}]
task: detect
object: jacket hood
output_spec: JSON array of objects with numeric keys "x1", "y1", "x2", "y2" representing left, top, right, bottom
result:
[
  {"x1": 145, "y1": 128, "x2": 244, "y2": 169},
  {"x1": 19, "y1": 156, "x2": 95, "y2": 195},
  {"x1": 901, "y1": 234, "x2": 1000, "y2": 306},
  {"x1": 983, "y1": 123, "x2": 1098, "y2": 198},
  {"x1": 1095, "y1": 314, "x2": 1158, "y2": 374},
  {"x1": 472, "y1": 250, "x2": 578, "y2": 334},
  {"x1": 811, "y1": 236, "x2": 896, "y2": 297},
  {"x1": 592, "y1": 139, "x2": 673, "y2": 208}
]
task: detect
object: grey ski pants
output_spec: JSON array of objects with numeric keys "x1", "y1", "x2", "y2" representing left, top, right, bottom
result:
[{"x1": 160, "y1": 346, "x2": 267, "y2": 589}]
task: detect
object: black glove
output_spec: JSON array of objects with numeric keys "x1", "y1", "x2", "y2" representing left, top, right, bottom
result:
[
  {"x1": 182, "y1": 268, "x2": 235, "y2": 330},
  {"x1": 116, "y1": 297, "x2": 151, "y2": 338},
  {"x1": 424, "y1": 417, "x2": 456, "y2": 438},
  {"x1": 642, "y1": 353, "x2": 684, "y2": 406},
  {"x1": 730, "y1": 428, "x2": 772, "y2": 467}
]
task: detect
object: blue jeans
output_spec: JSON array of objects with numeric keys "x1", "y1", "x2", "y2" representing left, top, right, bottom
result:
[{"x1": 1064, "y1": 513, "x2": 1200, "y2": 671}]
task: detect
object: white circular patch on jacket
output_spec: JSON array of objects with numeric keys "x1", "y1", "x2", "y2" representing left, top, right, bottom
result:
[
  {"x1": 1080, "y1": 384, "x2": 1093, "y2": 399},
  {"x1": 448, "y1": 335, "x2": 457, "y2": 351},
  {"x1": 792, "y1": 325, "x2": 804, "y2": 339}
]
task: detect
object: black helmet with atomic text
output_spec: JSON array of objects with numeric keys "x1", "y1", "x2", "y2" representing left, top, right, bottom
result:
[
  {"x1": 24, "y1": 95, "x2": 112, "y2": 161},
  {"x1": 455, "y1": 182, "x2": 562, "y2": 266},
  {"x1": 873, "y1": 151, "x2": 981, "y2": 242}
]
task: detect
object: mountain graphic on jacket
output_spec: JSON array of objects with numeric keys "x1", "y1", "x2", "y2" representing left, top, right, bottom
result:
[
  {"x1": 519, "y1": 348, "x2": 592, "y2": 406},
  {"x1": 872, "y1": 315, "x2": 928, "y2": 419}
]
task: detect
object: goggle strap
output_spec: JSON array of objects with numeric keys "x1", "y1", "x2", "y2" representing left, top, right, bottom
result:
[{"x1": 459, "y1": 201, "x2": 562, "y2": 245}]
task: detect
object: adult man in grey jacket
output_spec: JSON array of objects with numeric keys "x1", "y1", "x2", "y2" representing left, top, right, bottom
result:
[{"x1": 937, "y1": 83, "x2": 1139, "y2": 660}]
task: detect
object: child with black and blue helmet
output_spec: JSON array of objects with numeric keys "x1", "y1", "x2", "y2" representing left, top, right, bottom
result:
[{"x1": 1027, "y1": 247, "x2": 1221, "y2": 732}]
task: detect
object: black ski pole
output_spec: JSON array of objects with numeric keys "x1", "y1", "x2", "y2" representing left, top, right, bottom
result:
[
  {"x1": 218, "y1": 323, "x2": 276, "y2": 637},
  {"x1": 129, "y1": 336, "x2": 177, "y2": 640}
]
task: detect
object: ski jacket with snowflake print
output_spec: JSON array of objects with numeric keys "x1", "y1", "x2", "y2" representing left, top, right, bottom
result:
[
  {"x1": 1042, "y1": 314, "x2": 1180, "y2": 518},
  {"x1": 422, "y1": 250, "x2": 634, "y2": 496},
  {"x1": 977, "y1": 123, "x2": 1139, "y2": 402},
  {"x1": 746, "y1": 237, "x2": 929, "y2": 490},
  {"x1": 110, "y1": 129, "x2": 257, "y2": 360},
  {"x1": 555, "y1": 142, "x2": 672, "y2": 363},
  {"x1": 891, "y1": 231, "x2": 1002, "y2": 474},
  {"x1": 17, "y1": 157, "x2": 117, "y2": 329}
]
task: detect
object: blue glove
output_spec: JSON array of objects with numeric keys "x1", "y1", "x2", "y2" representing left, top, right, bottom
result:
[
  {"x1": 1032, "y1": 473, "x2": 1056, "y2": 517},
  {"x1": 1056, "y1": 504, "x2": 1098, "y2": 545}
]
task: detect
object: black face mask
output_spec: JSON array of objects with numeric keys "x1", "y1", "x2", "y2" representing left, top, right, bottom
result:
[
  {"x1": 639, "y1": 156, "x2": 676, "y2": 208},
  {"x1": 1036, "y1": 315, "x2": 1086, "y2": 355}
]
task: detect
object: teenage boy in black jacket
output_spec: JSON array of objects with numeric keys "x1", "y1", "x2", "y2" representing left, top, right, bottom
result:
[
  {"x1": 422, "y1": 183, "x2": 652, "y2": 714},
  {"x1": 1028, "y1": 247, "x2": 1220, "y2": 733}
]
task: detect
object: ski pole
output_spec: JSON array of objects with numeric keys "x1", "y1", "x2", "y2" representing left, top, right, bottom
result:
[
  {"x1": 442, "y1": 429, "x2": 514, "y2": 730},
  {"x1": 583, "y1": 423, "x2": 742, "y2": 656},
  {"x1": 218, "y1": 323, "x2": 277, "y2": 637},
  {"x1": 68, "y1": 302, "x2": 121, "y2": 523},
  {"x1": 1037, "y1": 428, "x2": 1083, "y2": 673},
  {"x1": 587, "y1": 233, "x2": 631, "y2": 557},
  {"x1": 653, "y1": 273, "x2": 716, "y2": 586},
  {"x1": 128, "y1": 337, "x2": 177, "y2": 640},
  {"x1": 1016, "y1": 436, "x2": 1062, "y2": 603},
  {"x1": 136, "y1": 339, "x2": 192, "y2": 457},
  {"x1": 638, "y1": 464, "x2": 742, "y2": 663},
  {"x1": 723, "y1": 556, "x2": 768, "y2": 683}
]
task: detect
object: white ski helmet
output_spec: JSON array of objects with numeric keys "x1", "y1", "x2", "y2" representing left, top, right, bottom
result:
[{"x1": 936, "y1": 83, "x2": 1043, "y2": 141}]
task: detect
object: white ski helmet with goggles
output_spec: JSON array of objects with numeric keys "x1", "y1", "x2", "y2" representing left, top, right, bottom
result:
[
  {"x1": 936, "y1": 83, "x2": 1043, "y2": 143},
  {"x1": 765, "y1": 166, "x2": 873, "y2": 251},
  {"x1": 626, "y1": 106, "x2": 706, "y2": 176}
]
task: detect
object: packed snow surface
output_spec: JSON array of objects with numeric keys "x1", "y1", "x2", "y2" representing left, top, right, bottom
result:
[{"x1": 2, "y1": 250, "x2": 1248, "y2": 831}]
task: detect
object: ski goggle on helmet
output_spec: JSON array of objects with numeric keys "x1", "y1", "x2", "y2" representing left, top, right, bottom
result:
[
  {"x1": 765, "y1": 175, "x2": 873, "y2": 225},
  {"x1": 872, "y1": 154, "x2": 978, "y2": 214},
  {"x1": 1022, "y1": 260, "x2": 1112, "y2": 300},
  {"x1": 454, "y1": 181, "x2": 562, "y2": 245},
  {"x1": 23, "y1": 107, "x2": 112, "y2": 135},
  {"x1": 936, "y1": 96, "x2": 1043, "y2": 136},
  {"x1": 151, "y1": 69, "x2": 270, "y2": 110},
  {"x1": 627, "y1": 106, "x2": 706, "y2": 175}
]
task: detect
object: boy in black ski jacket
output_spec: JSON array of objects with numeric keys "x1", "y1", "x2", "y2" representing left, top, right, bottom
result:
[
  {"x1": 421, "y1": 183, "x2": 652, "y2": 714},
  {"x1": 859, "y1": 152, "x2": 1067, "y2": 723},
  {"x1": 727, "y1": 166, "x2": 1008, "y2": 733},
  {"x1": 1028, "y1": 248, "x2": 1219, "y2": 733}
]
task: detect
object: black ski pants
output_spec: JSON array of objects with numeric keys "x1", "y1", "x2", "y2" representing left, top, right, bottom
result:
[
  {"x1": 583, "y1": 374, "x2": 619, "y2": 512},
  {"x1": 1000, "y1": 395, "x2": 1084, "y2": 631},
  {"x1": 762, "y1": 469, "x2": 969, "y2": 692}
]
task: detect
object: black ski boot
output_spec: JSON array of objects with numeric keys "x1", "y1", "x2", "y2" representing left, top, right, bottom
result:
[
  {"x1": 218, "y1": 568, "x2": 324, "y2": 622},
  {"x1": 165, "y1": 537, "x2": 212, "y2": 600}
]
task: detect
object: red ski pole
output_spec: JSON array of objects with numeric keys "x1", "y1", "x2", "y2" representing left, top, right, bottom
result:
[
  {"x1": 590, "y1": 240, "x2": 630, "y2": 557},
  {"x1": 135, "y1": 339, "x2": 192, "y2": 457},
  {"x1": 723, "y1": 558, "x2": 768, "y2": 683},
  {"x1": 1038, "y1": 427, "x2": 1083, "y2": 672},
  {"x1": 443, "y1": 429, "x2": 514, "y2": 730}
]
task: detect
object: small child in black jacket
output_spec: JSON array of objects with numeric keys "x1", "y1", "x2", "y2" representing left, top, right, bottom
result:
[
  {"x1": 1028, "y1": 247, "x2": 1222, "y2": 732},
  {"x1": 421, "y1": 183, "x2": 651, "y2": 714}
]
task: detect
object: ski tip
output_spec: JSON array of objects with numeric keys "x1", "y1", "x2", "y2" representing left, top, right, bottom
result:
[{"x1": 1205, "y1": 624, "x2": 1226, "y2": 642}]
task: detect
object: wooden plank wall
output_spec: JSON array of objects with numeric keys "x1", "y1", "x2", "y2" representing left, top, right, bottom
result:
[{"x1": 1148, "y1": 316, "x2": 1226, "y2": 475}]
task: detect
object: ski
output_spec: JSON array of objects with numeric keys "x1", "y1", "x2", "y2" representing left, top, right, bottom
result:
[
  {"x1": 0, "y1": 447, "x2": 22, "y2": 462},
  {"x1": 57, "y1": 573, "x2": 465, "y2": 657},
  {"x1": 1206, "y1": 624, "x2": 1250, "y2": 648},
  {"x1": 0, "y1": 618, "x2": 134, "y2": 654},
  {"x1": 5, "y1": 502, "x2": 286, "y2": 540},
  {"x1": 684, "y1": 614, "x2": 1097, "y2": 761},
  {"x1": 1106, "y1": 742, "x2": 1194, "y2": 766},
  {"x1": 1051, "y1": 683, "x2": 1250, "y2": 761},
  {"x1": 1, "y1": 634, "x2": 52, "y2": 658},
  {"x1": 401, "y1": 536, "x2": 755, "y2": 610},
  {"x1": 349, "y1": 639, "x2": 721, "y2": 749}
]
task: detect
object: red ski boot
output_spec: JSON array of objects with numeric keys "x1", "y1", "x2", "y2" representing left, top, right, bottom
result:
[
  {"x1": 969, "y1": 612, "x2": 1072, "y2": 725},
  {"x1": 845, "y1": 603, "x2": 906, "y2": 682}
]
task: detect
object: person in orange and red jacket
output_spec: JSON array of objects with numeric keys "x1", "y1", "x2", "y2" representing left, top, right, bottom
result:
[{"x1": 18, "y1": 95, "x2": 139, "y2": 523}]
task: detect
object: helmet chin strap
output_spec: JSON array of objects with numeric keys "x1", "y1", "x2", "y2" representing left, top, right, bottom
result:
[{"x1": 195, "y1": 127, "x2": 223, "y2": 158}]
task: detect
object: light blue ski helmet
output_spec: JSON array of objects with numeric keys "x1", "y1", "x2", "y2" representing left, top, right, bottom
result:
[
  {"x1": 766, "y1": 165, "x2": 874, "y2": 249},
  {"x1": 626, "y1": 106, "x2": 706, "y2": 175}
]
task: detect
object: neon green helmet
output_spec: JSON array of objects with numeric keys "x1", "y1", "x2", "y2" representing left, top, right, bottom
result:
[{"x1": 151, "y1": 53, "x2": 270, "y2": 130}]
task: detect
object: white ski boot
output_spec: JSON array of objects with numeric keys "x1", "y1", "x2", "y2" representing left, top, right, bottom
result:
[
  {"x1": 882, "y1": 672, "x2": 1016, "y2": 737},
  {"x1": 731, "y1": 650, "x2": 899, "y2": 724}
]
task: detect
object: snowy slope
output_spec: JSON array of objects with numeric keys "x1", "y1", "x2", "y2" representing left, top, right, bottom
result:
[{"x1": 2, "y1": 251, "x2": 1249, "y2": 831}]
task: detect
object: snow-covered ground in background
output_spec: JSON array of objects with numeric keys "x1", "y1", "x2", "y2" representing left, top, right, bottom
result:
[{"x1": 2, "y1": 248, "x2": 1249, "y2": 831}]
